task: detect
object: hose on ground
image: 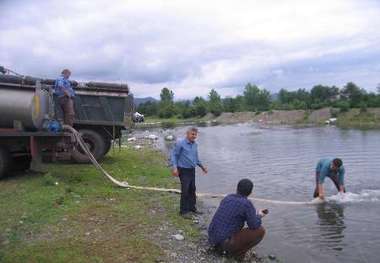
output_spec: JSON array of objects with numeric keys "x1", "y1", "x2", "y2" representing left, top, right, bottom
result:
[{"x1": 63, "y1": 125, "x2": 313, "y2": 205}]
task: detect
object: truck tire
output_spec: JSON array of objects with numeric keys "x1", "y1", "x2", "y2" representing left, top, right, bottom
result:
[
  {"x1": 12, "y1": 156, "x2": 31, "y2": 171},
  {"x1": 72, "y1": 129, "x2": 106, "y2": 163},
  {"x1": 0, "y1": 147, "x2": 11, "y2": 178},
  {"x1": 102, "y1": 139, "x2": 112, "y2": 156}
]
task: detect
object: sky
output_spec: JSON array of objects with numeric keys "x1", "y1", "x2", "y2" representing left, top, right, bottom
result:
[{"x1": 1, "y1": 0, "x2": 380, "y2": 99}]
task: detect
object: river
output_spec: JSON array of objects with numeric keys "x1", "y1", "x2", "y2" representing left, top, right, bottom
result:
[{"x1": 137, "y1": 124, "x2": 380, "y2": 262}]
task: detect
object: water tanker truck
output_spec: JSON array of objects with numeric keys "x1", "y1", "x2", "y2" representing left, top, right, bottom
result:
[{"x1": 0, "y1": 66, "x2": 135, "y2": 178}]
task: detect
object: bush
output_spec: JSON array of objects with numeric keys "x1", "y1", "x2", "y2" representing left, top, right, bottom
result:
[
  {"x1": 161, "y1": 120, "x2": 176, "y2": 129},
  {"x1": 330, "y1": 108, "x2": 339, "y2": 118},
  {"x1": 335, "y1": 101, "x2": 350, "y2": 113},
  {"x1": 359, "y1": 102, "x2": 368, "y2": 113}
]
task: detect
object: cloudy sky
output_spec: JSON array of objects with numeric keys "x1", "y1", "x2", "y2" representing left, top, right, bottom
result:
[{"x1": 1, "y1": 0, "x2": 380, "y2": 99}]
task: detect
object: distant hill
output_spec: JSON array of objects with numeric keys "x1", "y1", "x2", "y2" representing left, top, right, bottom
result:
[{"x1": 134, "y1": 97, "x2": 158, "y2": 106}]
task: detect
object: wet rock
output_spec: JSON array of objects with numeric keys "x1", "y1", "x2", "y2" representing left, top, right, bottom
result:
[
  {"x1": 268, "y1": 254, "x2": 276, "y2": 260},
  {"x1": 164, "y1": 134, "x2": 175, "y2": 141},
  {"x1": 127, "y1": 137, "x2": 136, "y2": 142},
  {"x1": 133, "y1": 145, "x2": 142, "y2": 150},
  {"x1": 146, "y1": 134, "x2": 158, "y2": 140},
  {"x1": 172, "y1": 234, "x2": 185, "y2": 241}
]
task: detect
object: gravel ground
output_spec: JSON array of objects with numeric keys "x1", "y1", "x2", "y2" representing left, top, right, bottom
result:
[{"x1": 149, "y1": 200, "x2": 261, "y2": 263}]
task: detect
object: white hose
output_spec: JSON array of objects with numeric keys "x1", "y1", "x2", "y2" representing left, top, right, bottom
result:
[{"x1": 63, "y1": 125, "x2": 314, "y2": 205}]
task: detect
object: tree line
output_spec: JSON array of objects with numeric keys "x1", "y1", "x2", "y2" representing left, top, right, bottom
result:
[{"x1": 137, "y1": 82, "x2": 380, "y2": 119}]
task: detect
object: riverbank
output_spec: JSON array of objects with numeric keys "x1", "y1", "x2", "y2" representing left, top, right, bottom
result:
[
  {"x1": 0, "y1": 144, "x2": 263, "y2": 262},
  {"x1": 138, "y1": 107, "x2": 380, "y2": 129}
]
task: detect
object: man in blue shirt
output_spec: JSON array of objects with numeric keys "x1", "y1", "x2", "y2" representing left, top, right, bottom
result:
[
  {"x1": 208, "y1": 179, "x2": 266, "y2": 261},
  {"x1": 171, "y1": 127, "x2": 208, "y2": 218},
  {"x1": 313, "y1": 158, "x2": 346, "y2": 199},
  {"x1": 54, "y1": 69, "x2": 75, "y2": 126}
]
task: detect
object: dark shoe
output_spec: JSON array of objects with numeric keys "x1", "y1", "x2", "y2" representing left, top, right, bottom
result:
[
  {"x1": 191, "y1": 209, "x2": 203, "y2": 215},
  {"x1": 180, "y1": 212, "x2": 193, "y2": 219}
]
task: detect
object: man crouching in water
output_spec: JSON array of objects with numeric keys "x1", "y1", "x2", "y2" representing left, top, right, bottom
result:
[{"x1": 208, "y1": 179, "x2": 267, "y2": 261}]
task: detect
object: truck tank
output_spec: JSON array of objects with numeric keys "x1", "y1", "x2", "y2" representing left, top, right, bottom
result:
[{"x1": 0, "y1": 79, "x2": 50, "y2": 130}]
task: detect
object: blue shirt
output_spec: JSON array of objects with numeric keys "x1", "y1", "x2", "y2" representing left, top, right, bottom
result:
[
  {"x1": 170, "y1": 138, "x2": 202, "y2": 169},
  {"x1": 316, "y1": 159, "x2": 345, "y2": 185},
  {"x1": 54, "y1": 75, "x2": 75, "y2": 97},
  {"x1": 208, "y1": 194, "x2": 262, "y2": 245}
]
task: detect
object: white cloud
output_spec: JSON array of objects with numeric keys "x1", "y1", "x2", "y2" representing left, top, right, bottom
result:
[{"x1": 0, "y1": 0, "x2": 379, "y2": 98}]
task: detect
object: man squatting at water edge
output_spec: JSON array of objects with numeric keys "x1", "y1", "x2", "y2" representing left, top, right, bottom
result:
[{"x1": 208, "y1": 179, "x2": 267, "y2": 261}]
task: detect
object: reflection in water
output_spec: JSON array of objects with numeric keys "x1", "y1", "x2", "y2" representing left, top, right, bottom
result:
[{"x1": 315, "y1": 203, "x2": 346, "y2": 251}]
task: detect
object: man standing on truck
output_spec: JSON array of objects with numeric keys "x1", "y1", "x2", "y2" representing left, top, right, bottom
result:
[
  {"x1": 171, "y1": 127, "x2": 208, "y2": 218},
  {"x1": 54, "y1": 69, "x2": 75, "y2": 126}
]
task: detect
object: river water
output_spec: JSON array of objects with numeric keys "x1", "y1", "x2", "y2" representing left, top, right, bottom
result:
[{"x1": 139, "y1": 124, "x2": 380, "y2": 262}]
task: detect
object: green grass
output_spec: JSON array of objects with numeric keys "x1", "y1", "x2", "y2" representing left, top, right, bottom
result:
[
  {"x1": 0, "y1": 148, "x2": 198, "y2": 263},
  {"x1": 336, "y1": 109, "x2": 380, "y2": 129}
]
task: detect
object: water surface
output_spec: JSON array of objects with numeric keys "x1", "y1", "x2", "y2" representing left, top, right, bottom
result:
[{"x1": 148, "y1": 124, "x2": 380, "y2": 262}]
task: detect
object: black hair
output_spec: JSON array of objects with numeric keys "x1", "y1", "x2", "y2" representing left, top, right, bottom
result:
[
  {"x1": 237, "y1": 178, "x2": 254, "y2": 197},
  {"x1": 333, "y1": 158, "x2": 343, "y2": 168}
]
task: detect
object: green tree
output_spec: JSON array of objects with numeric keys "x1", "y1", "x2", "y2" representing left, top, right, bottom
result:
[
  {"x1": 243, "y1": 83, "x2": 260, "y2": 111},
  {"x1": 193, "y1": 96, "x2": 208, "y2": 117},
  {"x1": 278, "y1": 89, "x2": 294, "y2": 104},
  {"x1": 310, "y1": 85, "x2": 339, "y2": 105},
  {"x1": 243, "y1": 83, "x2": 271, "y2": 111},
  {"x1": 341, "y1": 82, "x2": 365, "y2": 108},
  {"x1": 208, "y1": 89, "x2": 223, "y2": 116},
  {"x1": 174, "y1": 100, "x2": 193, "y2": 118},
  {"x1": 137, "y1": 101, "x2": 158, "y2": 116},
  {"x1": 223, "y1": 97, "x2": 237, "y2": 112},
  {"x1": 257, "y1": 89, "x2": 271, "y2": 111},
  {"x1": 160, "y1": 87, "x2": 174, "y2": 102},
  {"x1": 158, "y1": 87, "x2": 175, "y2": 118}
]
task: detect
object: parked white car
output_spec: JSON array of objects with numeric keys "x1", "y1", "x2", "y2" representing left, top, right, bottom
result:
[{"x1": 133, "y1": 112, "x2": 145, "y2": 123}]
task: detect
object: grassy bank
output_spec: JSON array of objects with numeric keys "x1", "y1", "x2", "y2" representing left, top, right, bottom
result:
[
  {"x1": 141, "y1": 108, "x2": 380, "y2": 129},
  {"x1": 0, "y1": 148, "x2": 199, "y2": 263},
  {"x1": 336, "y1": 108, "x2": 380, "y2": 129},
  {"x1": 138, "y1": 116, "x2": 210, "y2": 129}
]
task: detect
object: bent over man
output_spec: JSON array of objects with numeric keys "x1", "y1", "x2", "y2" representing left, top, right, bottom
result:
[{"x1": 313, "y1": 158, "x2": 346, "y2": 199}]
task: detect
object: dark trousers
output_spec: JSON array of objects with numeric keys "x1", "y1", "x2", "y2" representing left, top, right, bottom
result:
[
  {"x1": 217, "y1": 227, "x2": 266, "y2": 261},
  {"x1": 58, "y1": 97, "x2": 75, "y2": 127},
  {"x1": 313, "y1": 173, "x2": 346, "y2": 198},
  {"x1": 178, "y1": 167, "x2": 196, "y2": 214}
]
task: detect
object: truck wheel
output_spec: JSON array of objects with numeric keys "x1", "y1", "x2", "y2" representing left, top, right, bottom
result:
[
  {"x1": 102, "y1": 139, "x2": 112, "y2": 156},
  {"x1": 72, "y1": 129, "x2": 106, "y2": 163},
  {"x1": 12, "y1": 156, "x2": 31, "y2": 171},
  {"x1": 0, "y1": 147, "x2": 11, "y2": 179}
]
